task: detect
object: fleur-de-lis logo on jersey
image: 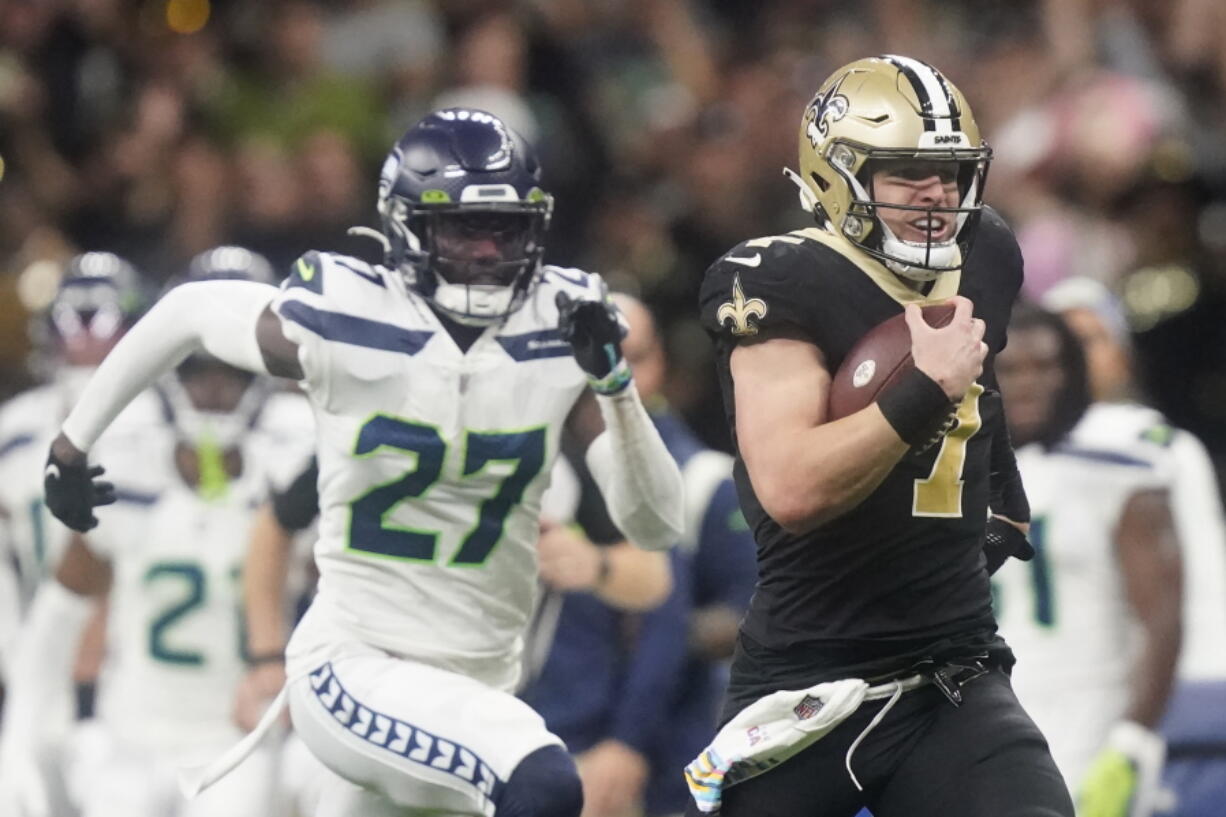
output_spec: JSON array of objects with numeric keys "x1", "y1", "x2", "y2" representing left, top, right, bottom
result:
[
  {"x1": 717, "y1": 274, "x2": 768, "y2": 337},
  {"x1": 805, "y1": 80, "x2": 850, "y2": 148}
]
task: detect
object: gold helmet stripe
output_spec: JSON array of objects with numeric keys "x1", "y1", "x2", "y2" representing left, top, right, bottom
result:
[{"x1": 883, "y1": 55, "x2": 959, "y2": 133}]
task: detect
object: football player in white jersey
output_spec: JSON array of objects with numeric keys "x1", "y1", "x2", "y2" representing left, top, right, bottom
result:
[
  {"x1": 1041, "y1": 276, "x2": 1226, "y2": 684},
  {"x1": 994, "y1": 305, "x2": 1182, "y2": 817},
  {"x1": 40, "y1": 109, "x2": 685, "y2": 817},
  {"x1": 0, "y1": 254, "x2": 155, "y2": 642},
  {"x1": 0, "y1": 254, "x2": 158, "y2": 812},
  {"x1": 0, "y1": 248, "x2": 314, "y2": 817}
]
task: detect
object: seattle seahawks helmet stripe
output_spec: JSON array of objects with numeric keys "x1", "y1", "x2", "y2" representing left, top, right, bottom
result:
[{"x1": 277, "y1": 300, "x2": 434, "y2": 355}]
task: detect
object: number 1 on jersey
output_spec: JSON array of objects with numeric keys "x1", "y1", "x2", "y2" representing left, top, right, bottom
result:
[{"x1": 913, "y1": 383, "x2": 984, "y2": 517}]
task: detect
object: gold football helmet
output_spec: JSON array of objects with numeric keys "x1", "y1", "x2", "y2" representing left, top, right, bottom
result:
[{"x1": 789, "y1": 55, "x2": 992, "y2": 281}]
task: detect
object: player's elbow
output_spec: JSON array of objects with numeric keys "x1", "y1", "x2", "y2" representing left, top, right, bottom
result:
[{"x1": 758, "y1": 483, "x2": 833, "y2": 536}]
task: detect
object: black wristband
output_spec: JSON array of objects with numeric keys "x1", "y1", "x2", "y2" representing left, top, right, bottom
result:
[
  {"x1": 878, "y1": 367, "x2": 956, "y2": 449},
  {"x1": 246, "y1": 650, "x2": 285, "y2": 667}
]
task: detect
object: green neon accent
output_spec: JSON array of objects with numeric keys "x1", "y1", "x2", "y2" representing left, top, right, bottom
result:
[
  {"x1": 195, "y1": 435, "x2": 229, "y2": 502},
  {"x1": 420, "y1": 190, "x2": 452, "y2": 203},
  {"x1": 145, "y1": 562, "x2": 207, "y2": 666},
  {"x1": 526, "y1": 187, "x2": 547, "y2": 203},
  {"x1": 295, "y1": 257, "x2": 316, "y2": 281},
  {"x1": 346, "y1": 413, "x2": 447, "y2": 563},
  {"x1": 727, "y1": 509, "x2": 749, "y2": 533},
  {"x1": 449, "y1": 426, "x2": 548, "y2": 567},
  {"x1": 1140, "y1": 424, "x2": 1174, "y2": 447}
]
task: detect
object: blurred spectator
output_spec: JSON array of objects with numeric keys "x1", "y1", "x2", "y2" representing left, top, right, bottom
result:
[{"x1": 205, "y1": 1, "x2": 388, "y2": 164}]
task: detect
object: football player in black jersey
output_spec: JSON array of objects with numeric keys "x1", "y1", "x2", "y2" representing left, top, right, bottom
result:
[{"x1": 688, "y1": 56, "x2": 1073, "y2": 817}]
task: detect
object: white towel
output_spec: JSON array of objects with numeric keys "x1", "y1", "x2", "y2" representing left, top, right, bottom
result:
[{"x1": 685, "y1": 678, "x2": 869, "y2": 813}]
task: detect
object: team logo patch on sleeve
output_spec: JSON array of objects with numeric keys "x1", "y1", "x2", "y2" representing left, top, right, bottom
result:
[{"x1": 717, "y1": 274, "x2": 769, "y2": 337}]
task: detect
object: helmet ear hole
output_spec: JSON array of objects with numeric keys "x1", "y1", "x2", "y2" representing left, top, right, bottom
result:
[{"x1": 809, "y1": 171, "x2": 830, "y2": 193}]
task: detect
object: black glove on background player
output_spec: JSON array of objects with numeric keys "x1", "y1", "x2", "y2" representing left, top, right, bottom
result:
[
  {"x1": 556, "y1": 290, "x2": 632, "y2": 394},
  {"x1": 44, "y1": 444, "x2": 115, "y2": 532}
]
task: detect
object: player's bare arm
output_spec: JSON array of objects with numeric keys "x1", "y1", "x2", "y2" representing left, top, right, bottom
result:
[
  {"x1": 734, "y1": 295, "x2": 986, "y2": 534},
  {"x1": 233, "y1": 503, "x2": 293, "y2": 732},
  {"x1": 1116, "y1": 487, "x2": 1182, "y2": 728}
]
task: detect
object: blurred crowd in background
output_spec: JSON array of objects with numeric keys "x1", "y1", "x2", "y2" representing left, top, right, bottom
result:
[{"x1": 1, "y1": 0, "x2": 1225, "y2": 482}]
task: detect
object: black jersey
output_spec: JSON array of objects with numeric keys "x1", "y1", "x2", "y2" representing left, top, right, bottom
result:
[{"x1": 699, "y1": 207, "x2": 1025, "y2": 693}]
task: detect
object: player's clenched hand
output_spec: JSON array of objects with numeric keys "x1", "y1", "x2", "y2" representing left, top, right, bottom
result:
[
  {"x1": 556, "y1": 284, "x2": 631, "y2": 395},
  {"x1": 537, "y1": 519, "x2": 604, "y2": 592},
  {"x1": 905, "y1": 295, "x2": 987, "y2": 401},
  {"x1": 576, "y1": 739, "x2": 649, "y2": 817},
  {"x1": 43, "y1": 433, "x2": 116, "y2": 532},
  {"x1": 232, "y1": 661, "x2": 289, "y2": 733}
]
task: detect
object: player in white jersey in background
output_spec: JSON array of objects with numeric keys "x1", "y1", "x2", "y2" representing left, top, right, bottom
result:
[
  {"x1": 1041, "y1": 277, "x2": 1226, "y2": 685},
  {"x1": 40, "y1": 109, "x2": 685, "y2": 817},
  {"x1": 0, "y1": 248, "x2": 315, "y2": 817},
  {"x1": 0, "y1": 254, "x2": 156, "y2": 667},
  {"x1": 994, "y1": 304, "x2": 1183, "y2": 817},
  {"x1": 0, "y1": 254, "x2": 159, "y2": 816}
]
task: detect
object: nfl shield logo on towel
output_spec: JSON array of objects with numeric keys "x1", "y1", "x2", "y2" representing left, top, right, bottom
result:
[{"x1": 793, "y1": 695, "x2": 825, "y2": 720}]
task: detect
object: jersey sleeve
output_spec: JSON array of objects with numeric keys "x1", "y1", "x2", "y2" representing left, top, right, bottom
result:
[
  {"x1": 270, "y1": 251, "x2": 335, "y2": 400},
  {"x1": 971, "y1": 207, "x2": 1025, "y2": 354},
  {"x1": 699, "y1": 239, "x2": 823, "y2": 344}
]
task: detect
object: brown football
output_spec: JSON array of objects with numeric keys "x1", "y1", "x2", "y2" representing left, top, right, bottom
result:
[{"x1": 827, "y1": 303, "x2": 957, "y2": 420}]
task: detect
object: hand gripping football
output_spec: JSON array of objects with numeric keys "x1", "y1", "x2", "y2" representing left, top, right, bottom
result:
[{"x1": 827, "y1": 303, "x2": 956, "y2": 421}]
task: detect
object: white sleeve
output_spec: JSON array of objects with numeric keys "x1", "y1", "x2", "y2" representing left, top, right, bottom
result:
[
  {"x1": 0, "y1": 581, "x2": 93, "y2": 753},
  {"x1": 62, "y1": 281, "x2": 278, "y2": 450},
  {"x1": 584, "y1": 385, "x2": 685, "y2": 551}
]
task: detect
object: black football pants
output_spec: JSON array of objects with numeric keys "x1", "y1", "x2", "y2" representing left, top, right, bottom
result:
[{"x1": 685, "y1": 669, "x2": 1074, "y2": 817}]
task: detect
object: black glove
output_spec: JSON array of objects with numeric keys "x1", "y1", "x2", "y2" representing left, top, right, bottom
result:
[
  {"x1": 556, "y1": 290, "x2": 631, "y2": 394},
  {"x1": 982, "y1": 515, "x2": 1034, "y2": 575},
  {"x1": 44, "y1": 446, "x2": 116, "y2": 532}
]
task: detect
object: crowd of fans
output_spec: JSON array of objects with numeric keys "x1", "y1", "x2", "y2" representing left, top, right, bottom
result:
[{"x1": 2, "y1": 0, "x2": 1225, "y2": 480}]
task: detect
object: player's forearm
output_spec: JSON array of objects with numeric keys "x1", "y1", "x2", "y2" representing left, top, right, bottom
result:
[
  {"x1": 746, "y1": 404, "x2": 909, "y2": 534},
  {"x1": 1127, "y1": 615, "x2": 1181, "y2": 728},
  {"x1": 595, "y1": 544, "x2": 672, "y2": 610},
  {"x1": 61, "y1": 281, "x2": 277, "y2": 451},
  {"x1": 243, "y1": 506, "x2": 294, "y2": 656},
  {"x1": 586, "y1": 385, "x2": 685, "y2": 552}
]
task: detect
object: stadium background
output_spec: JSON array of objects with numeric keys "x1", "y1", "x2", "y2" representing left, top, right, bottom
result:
[{"x1": 0, "y1": 0, "x2": 1223, "y2": 488}]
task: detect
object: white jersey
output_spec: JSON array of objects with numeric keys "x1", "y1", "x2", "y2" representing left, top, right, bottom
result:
[
  {"x1": 0, "y1": 381, "x2": 160, "y2": 606},
  {"x1": 275, "y1": 253, "x2": 592, "y2": 690},
  {"x1": 994, "y1": 404, "x2": 1170, "y2": 785},
  {"x1": 1071, "y1": 402, "x2": 1226, "y2": 681},
  {"x1": 85, "y1": 392, "x2": 313, "y2": 759}
]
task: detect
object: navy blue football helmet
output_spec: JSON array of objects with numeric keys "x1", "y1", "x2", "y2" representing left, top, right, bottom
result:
[
  {"x1": 157, "y1": 245, "x2": 275, "y2": 456},
  {"x1": 183, "y1": 245, "x2": 276, "y2": 286},
  {"x1": 377, "y1": 108, "x2": 553, "y2": 326},
  {"x1": 46, "y1": 252, "x2": 146, "y2": 343}
]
